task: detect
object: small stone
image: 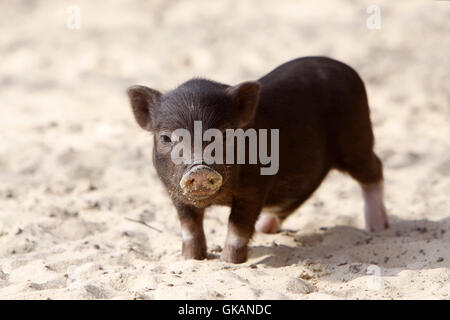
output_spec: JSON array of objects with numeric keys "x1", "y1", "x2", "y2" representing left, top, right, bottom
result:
[
  {"x1": 286, "y1": 278, "x2": 316, "y2": 294},
  {"x1": 298, "y1": 272, "x2": 313, "y2": 280},
  {"x1": 415, "y1": 227, "x2": 427, "y2": 233},
  {"x1": 210, "y1": 245, "x2": 222, "y2": 253},
  {"x1": 349, "y1": 263, "x2": 363, "y2": 273}
]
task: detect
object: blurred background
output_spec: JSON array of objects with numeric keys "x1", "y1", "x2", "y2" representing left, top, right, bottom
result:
[
  {"x1": 0, "y1": 0, "x2": 448, "y2": 192},
  {"x1": 0, "y1": 0, "x2": 448, "y2": 299}
]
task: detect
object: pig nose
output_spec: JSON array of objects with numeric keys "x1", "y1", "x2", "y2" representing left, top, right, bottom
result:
[{"x1": 180, "y1": 165, "x2": 222, "y2": 196}]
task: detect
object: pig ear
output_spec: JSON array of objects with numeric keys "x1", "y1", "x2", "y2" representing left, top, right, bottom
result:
[
  {"x1": 126, "y1": 85, "x2": 162, "y2": 131},
  {"x1": 227, "y1": 81, "x2": 261, "y2": 128}
]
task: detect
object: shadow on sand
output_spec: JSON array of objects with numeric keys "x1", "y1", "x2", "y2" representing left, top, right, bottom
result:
[{"x1": 247, "y1": 215, "x2": 450, "y2": 277}]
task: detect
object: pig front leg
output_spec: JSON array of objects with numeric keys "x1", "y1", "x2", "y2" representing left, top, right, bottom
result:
[
  {"x1": 174, "y1": 202, "x2": 207, "y2": 260},
  {"x1": 221, "y1": 198, "x2": 263, "y2": 264}
]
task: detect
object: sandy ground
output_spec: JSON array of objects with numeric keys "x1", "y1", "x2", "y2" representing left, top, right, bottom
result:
[{"x1": 0, "y1": 0, "x2": 449, "y2": 300}]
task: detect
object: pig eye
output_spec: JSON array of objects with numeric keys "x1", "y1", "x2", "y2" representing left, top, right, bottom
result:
[{"x1": 159, "y1": 134, "x2": 172, "y2": 144}]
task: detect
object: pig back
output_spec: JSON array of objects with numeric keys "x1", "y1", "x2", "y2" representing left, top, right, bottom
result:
[{"x1": 254, "y1": 57, "x2": 369, "y2": 204}]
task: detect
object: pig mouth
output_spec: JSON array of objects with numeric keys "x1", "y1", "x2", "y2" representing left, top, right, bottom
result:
[{"x1": 184, "y1": 191, "x2": 218, "y2": 201}]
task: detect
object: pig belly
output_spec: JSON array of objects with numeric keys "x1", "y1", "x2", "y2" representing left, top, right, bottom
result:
[
  {"x1": 263, "y1": 166, "x2": 330, "y2": 219},
  {"x1": 263, "y1": 198, "x2": 300, "y2": 215}
]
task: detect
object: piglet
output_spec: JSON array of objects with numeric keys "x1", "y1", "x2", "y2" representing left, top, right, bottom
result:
[{"x1": 126, "y1": 56, "x2": 388, "y2": 264}]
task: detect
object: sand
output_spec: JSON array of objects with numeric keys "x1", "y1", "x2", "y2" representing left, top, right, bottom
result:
[{"x1": 0, "y1": 0, "x2": 449, "y2": 299}]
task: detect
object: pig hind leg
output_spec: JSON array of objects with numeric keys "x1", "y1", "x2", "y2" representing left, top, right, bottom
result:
[
  {"x1": 256, "y1": 199, "x2": 307, "y2": 234},
  {"x1": 334, "y1": 124, "x2": 388, "y2": 232},
  {"x1": 255, "y1": 213, "x2": 280, "y2": 234}
]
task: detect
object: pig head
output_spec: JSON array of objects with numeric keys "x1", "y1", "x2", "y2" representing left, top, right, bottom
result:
[{"x1": 127, "y1": 79, "x2": 261, "y2": 262}]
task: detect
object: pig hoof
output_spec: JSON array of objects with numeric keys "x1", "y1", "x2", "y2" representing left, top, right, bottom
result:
[
  {"x1": 362, "y1": 181, "x2": 389, "y2": 233},
  {"x1": 182, "y1": 243, "x2": 207, "y2": 260},
  {"x1": 255, "y1": 213, "x2": 280, "y2": 234},
  {"x1": 366, "y1": 217, "x2": 389, "y2": 233},
  {"x1": 365, "y1": 206, "x2": 389, "y2": 232},
  {"x1": 221, "y1": 245, "x2": 248, "y2": 264},
  {"x1": 182, "y1": 250, "x2": 207, "y2": 260}
]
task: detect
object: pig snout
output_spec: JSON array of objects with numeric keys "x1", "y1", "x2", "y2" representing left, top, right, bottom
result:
[{"x1": 179, "y1": 165, "x2": 222, "y2": 197}]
